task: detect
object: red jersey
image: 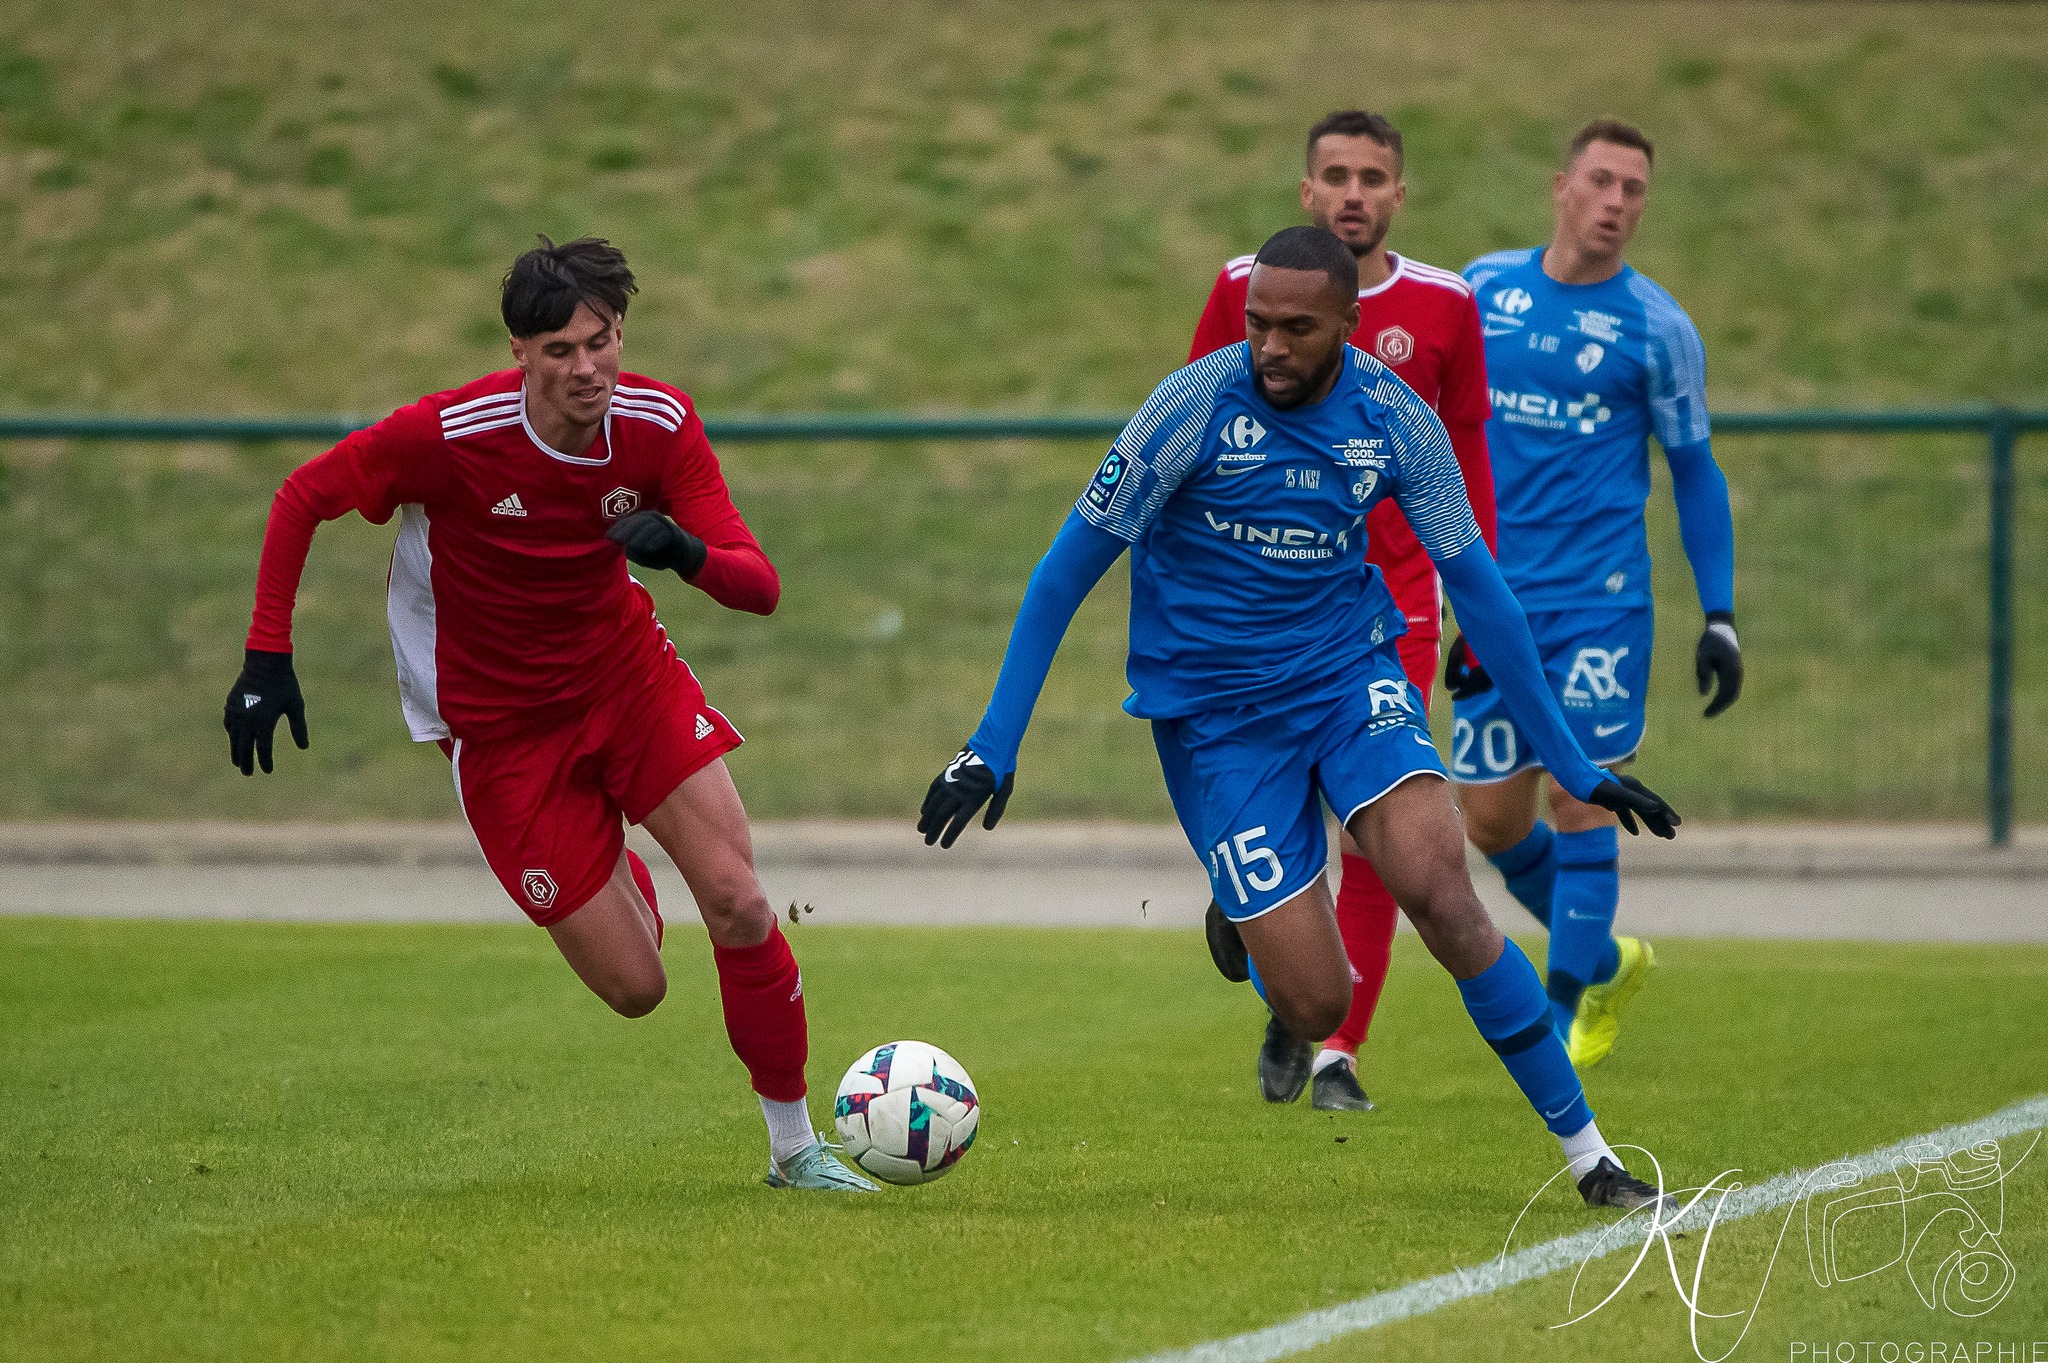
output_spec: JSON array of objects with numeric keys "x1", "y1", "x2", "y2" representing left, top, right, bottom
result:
[
  {"x1": 1188, "y1": 250, "x2": 1498, "y2": 638},
  {"x1": 246, "y1": 370, "x2": 778, "y2": 742}
]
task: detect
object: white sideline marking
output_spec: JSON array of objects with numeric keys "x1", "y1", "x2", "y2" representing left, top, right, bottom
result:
[{"x1": 1127, "y1": 1094, "x2": 2048, "y2": 1363}]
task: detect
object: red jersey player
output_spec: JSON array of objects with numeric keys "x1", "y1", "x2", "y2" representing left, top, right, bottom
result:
[
  {"x1": 221, "y1": 237, "x2": 874, "y2": 1192},
  {"x1": 1189, "y1": 112, "x2": 1499, "y2": 1113}
]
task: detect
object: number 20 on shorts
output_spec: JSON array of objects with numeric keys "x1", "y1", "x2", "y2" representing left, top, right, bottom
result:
[
  {"x1": 1451, "y1": 717, "x2": 1519, "y2": 779},
  {"x1": 1211, "y1": 826, "x2": 1283, "y2": 906}
]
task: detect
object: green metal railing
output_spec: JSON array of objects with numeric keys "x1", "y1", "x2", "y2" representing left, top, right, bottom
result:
[{"x1": 3, "y1": 405, "x2": 2041, "y2": 844}]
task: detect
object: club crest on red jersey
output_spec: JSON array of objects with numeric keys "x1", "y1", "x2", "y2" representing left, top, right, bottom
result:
[
  {"x1": 602, "y1": 487, "x2": 641, "y2": 519},
  {"x1": 521, "y1": 869, "x2": 558, "y2": 908},
  {"x1": 1375, "y1": 326, "x2": 1414, "y2": 365}
]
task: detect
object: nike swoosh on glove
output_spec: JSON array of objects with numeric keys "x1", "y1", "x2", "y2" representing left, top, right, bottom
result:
[{"x1": 918, "y1": 746, "x2": 1015, "y2": 849}]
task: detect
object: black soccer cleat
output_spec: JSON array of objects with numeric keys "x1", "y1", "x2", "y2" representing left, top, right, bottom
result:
[
  {"x1": 1205, "y1": 898, "x2": 1250, "y2": 983},
  {"x1": 1311, "y1": 1058, "x2": 1376, "y2": 1112},
  {"x1": 1577, "y1": 1157, "x2": 1669, "y2": 1212},
  {"x1": 1258, "y1": 1012, "x2": 1313, "y2": 1103}
]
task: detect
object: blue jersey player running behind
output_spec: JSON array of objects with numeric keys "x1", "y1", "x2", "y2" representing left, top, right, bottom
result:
[
  {"x1": 919, "y1": 226, "x2": 1681, "y2": 1211},
  {"x1": 1448, "y1": 120, "x2": 1741, "y2": 1071}
]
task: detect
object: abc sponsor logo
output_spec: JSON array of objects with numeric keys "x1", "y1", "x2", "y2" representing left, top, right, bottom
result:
[{"x1": 1562, "y1": 646, "x2": 1631, "y2": 704}]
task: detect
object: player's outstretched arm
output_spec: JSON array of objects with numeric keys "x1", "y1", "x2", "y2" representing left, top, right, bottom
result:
[
  {"x1": 225, "y1": 449, "x2": 366, "y2": 775},
  {"x1": 1665, "y1": 440, "x2": 1741, "y2": 717},
  {"x1": 225, "y1": 405, "x2": 442, "y2": 776},
  {"x1": 918, "y1": 510, "x2": 1125, "y2": 847},
  {"x1": 1435, "y1": 543, "x2": 1680, "y2": 838}
]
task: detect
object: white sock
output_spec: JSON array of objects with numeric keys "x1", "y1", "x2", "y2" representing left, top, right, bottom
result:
[
  {"x1": 1312, "y1": 1048, "x2": 1353, "y2": 1075},
  {"x1": 1558, "y1": 1118, "x2": 1616, "y2": 1181},
  {"x1": 760, "y1": 1096, "x2": 814, "y2": 1165}
]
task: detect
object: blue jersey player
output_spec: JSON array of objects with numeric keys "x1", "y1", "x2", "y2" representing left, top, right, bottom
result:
[
  {"x1": 919, "y1": 226, "x2": 1681, "y2": 1210},
  {"x1": 1449, "y1": 120, "x2": 1741, "y2": 1071}
]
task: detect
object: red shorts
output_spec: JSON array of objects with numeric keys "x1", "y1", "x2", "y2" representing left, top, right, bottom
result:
[{"x1": 448, "y1": 660, "x2": 741, "y2": 926}]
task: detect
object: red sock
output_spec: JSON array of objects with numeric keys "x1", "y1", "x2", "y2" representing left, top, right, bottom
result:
[
  {"x1": 1327, "y1": 853, "x2": 1399, "y2": 1057},
  {"x1": 711, "y1": 925, "x2": 808, "y2": 1102},
  {"x1": 624, "y1": 849, "x2": 662, "y2": 948}
]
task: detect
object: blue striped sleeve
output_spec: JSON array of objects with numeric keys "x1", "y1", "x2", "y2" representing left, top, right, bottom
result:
[
  {"x1": 1076, "y1": 345, "x2": 1246, "y2": 542},
  {"x1": 1628, "y1": 274, "x2": 1711, "y2": 451},
  {"x1": 1373, "y1": 368, "x2": 1484, "y2": 560}
]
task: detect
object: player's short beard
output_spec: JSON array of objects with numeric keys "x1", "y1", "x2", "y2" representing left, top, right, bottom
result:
[
  {"x1": 1316, "y1": 211, "x2": 1387, "y2": 261},
  {"x1": 1256, "y1": 346, "x2": 1344, "y2": 411}
]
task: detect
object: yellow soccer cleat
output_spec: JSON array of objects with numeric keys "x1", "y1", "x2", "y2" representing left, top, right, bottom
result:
[{"x1": 1568, "y1": 936, "x2": 1656, "y2": 1070}]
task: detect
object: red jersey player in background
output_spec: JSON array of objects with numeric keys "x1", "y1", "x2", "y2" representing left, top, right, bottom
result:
[
  {"x1": 222, "y1": 237, "x2": 875, "y2": 1192},
  {"x1": 1190, "y1": 111, "x2": 1499, "y2": 1113}
]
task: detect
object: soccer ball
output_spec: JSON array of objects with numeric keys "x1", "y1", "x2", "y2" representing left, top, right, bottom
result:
[{"x1": 833, "y1": 1040, "x2": 979, "y2": 1186}]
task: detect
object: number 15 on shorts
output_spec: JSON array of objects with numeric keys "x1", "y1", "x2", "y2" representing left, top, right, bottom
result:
[{"x1": 1211, "y1": 826, "x2": 1283, "y2": 906}]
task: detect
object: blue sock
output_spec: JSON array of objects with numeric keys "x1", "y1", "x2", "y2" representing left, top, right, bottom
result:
[
  {"x1": 1248, "y1": 955, "x2": 1267, "y2": 1005},
  {"x1": 1486, "y1": 822, "x2": 1557, "y2": 929},
  {"x1": 1547, "y1": 826, "x2": 1620, "y2": 1031},
  {"x1": 1456, "y1": 939, "x2": 1594, "y2": 1136}
]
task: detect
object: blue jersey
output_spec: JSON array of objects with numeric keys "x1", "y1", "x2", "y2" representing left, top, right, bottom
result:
[
  {"x1": 1465, "y1": 248, "x2": 1710, "y2": 613},
  {"x1": 1075, "y1": 343, "x2": 1482, "y2": 720}
]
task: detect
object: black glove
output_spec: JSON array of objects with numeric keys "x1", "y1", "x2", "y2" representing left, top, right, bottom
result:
[
  {"x1": 1586, "y1": 772, "x2": 1681, "y2": 839},
  {"x1": 607, "y1": 510, "x2": 708, "y2": 579},
  {"x1": 223, "y1": 649, "x2": 308, "y2": 776},
  {"x1": 1442, "y1": 632, "x2": 1493, "y2": 701},
  {"x1": 918, "y1": 746, "x2": 1015, "y2": 849},
  {"x1": 1696, "y1": 611, "x2": 1742, "y2": 718}
]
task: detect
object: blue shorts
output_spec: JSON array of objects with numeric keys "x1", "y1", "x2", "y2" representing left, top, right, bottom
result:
[
  {"x1": 1449, "y1": 605, "x2": 1652, "y2": 783},
  {"x1": 1152, "y1": 653, "x2": 1447, "y2": 923}
]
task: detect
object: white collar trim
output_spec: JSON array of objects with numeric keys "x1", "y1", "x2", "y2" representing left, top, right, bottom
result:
[
  {"x1": 520, "y1": 384, "x2": 613, "y2": 466},
  {"x1": 1356, "y1": 252, "x2": 1409, "y2": 300}
]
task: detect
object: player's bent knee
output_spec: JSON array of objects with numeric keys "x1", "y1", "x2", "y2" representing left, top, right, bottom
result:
[
  {"x1": 605, "y1": 969, "x2": 668, "y2": 1019},
  {"x1": 696, "y1": 880, "x2": 775, "y2": 943},
  {"x1": 1270, "y1": 969, "x2": 1351, "y2": 1042},
  {"x1": 1284, "y1": 993, "x2": 1348, "y2": 1044},
  {"x1": 1460, "y1": 803, "x2": 1528, "y2": 857}
]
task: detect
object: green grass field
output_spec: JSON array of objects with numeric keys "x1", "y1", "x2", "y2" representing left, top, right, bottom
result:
[
  {"x1": 4, "y1": 917, "x2": 2044, "y2": 1362},
  {"x1": 1, "y1": 1, "x2": 2045, "y2": 823}
]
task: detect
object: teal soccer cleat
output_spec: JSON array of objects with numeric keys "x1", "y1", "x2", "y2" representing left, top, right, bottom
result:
[{"x1": 765, "y1": 1136, "x2": 880, "y2": 1192}]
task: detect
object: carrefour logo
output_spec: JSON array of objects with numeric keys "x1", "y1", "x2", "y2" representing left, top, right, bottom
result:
[
  {"x1": 1221, "y1": 414, "x2": 1268, "y2": 452},
  {"x1": 1493, "y1": 287, "x2": 1534, "y2": 316}
]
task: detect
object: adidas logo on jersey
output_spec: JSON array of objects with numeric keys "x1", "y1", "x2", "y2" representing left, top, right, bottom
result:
[
  {"x1": 695, "y1": 713, "x2": 715, "y2": 740},
  {"x1": 491, "y1": 494, "x2": 528, "y2": 517}
]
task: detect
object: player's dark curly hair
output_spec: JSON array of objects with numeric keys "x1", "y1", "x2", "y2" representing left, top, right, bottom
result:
[
  {"x1": 500, "y1": 235, "x2": 639, "y2": 338},
  {"x1": 1253, "y1": 225, "x2": 1359, "y2": 301},
  {"x1": 1568, "y1": 119, "x2": 1654, "y2": 167},
  {"x1": 1305, "y1": 109, "x2": 1403, "y2": 172}
]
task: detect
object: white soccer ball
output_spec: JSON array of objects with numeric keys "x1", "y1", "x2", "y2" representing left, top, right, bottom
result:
[{"x1": 833, "y1": 1040, "x2": 980, "y2": 1186}]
